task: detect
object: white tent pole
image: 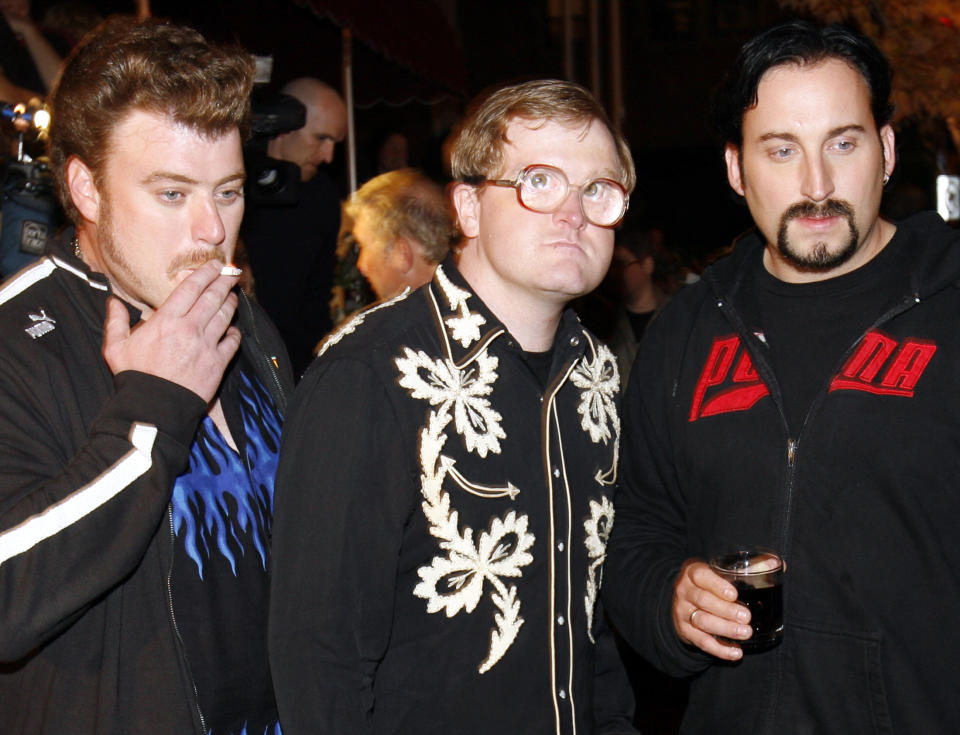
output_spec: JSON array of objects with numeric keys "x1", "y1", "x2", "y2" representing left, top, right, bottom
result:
[{"x1": 342, "y1": 27, "x2": 357, "y2": 193}]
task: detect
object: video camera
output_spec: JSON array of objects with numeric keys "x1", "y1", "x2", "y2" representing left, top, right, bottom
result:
[
  {"x1": 1, "y1": 101, "x2": 61, "y2": 279},
  {"x1": 244, "y1": 93, "x2": 306, "y2": 206}
]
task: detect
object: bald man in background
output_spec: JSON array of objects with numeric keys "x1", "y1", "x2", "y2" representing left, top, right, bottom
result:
[{"x1": 242, "y1": 77, "x2": 347, "y2": 377}]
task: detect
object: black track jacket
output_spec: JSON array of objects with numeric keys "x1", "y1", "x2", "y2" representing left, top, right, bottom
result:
[{"x1": 0, "y1": 243, "x2": 292, "y2": 733}]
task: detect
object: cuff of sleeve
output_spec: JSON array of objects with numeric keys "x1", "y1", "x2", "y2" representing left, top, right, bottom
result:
[
  {"x1": 654, "y1": 564, "x2": 712, "y2": 676},
  {"x1": 104, "y1": 370, "x2": 208, "y2": 448}
]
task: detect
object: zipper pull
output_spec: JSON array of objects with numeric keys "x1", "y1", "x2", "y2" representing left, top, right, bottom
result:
[{"x1": 787, "y1": 438, "x2": 797, "y2": 466}]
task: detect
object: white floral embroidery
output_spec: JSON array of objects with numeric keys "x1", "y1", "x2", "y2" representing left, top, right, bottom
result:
[
  {"x1": 435, "y1": 265, "x2": 486, "y2": 348},
  {"x1": 570, "y1": 341, "x2": 620, "y2": 445},
  {"x1": 401, "y1": 279, "x2": 534, "y2": 673},
  {"x1": 583, "y1": 495, "x2": 614, "y2": 643},
  {"x1": 446, "y1": 311, "x2": 487, "y2": 349},
  {"x1": 316, "y1": 291, "x2": 409, "y2": 359},
  {"x1": 396, "y1": 348, "x2": 505, "y2": 458},
  {"x1": 435, "y1": 264, "x2": 472, "y2": 312},
  {"x1": 571, "y1": 340, "x2": 622, "y2": 485},
  {"x1": 410, "y1": 402, "x2": 534, "y2": 673},
  {"x1": 414, "y1": 510, "x2": 534, "y2": 618}
]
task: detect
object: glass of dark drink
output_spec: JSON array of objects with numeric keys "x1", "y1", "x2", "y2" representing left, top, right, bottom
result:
[{"x1": 709, "y1": 548, "x2": 784, "y2": 653}]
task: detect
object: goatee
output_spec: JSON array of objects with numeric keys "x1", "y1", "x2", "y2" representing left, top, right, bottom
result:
[{"x1": 776, "y1": 199, "x2": 859, "y2": 271}]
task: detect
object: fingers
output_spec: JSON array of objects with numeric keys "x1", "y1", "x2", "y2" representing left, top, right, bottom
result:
[
  {"x1": 159, "y1": 260, "x2": 240, "y2": 320},
  {"x1": 99, "y1": 261, "x2": 242, "y2": 401},
  {"x1": 674, "y1": 560, "x2": 753, "y2": 661},
  {"x1": 217, "y1": 325, "x2": 243, "y2": 363},
  {"x1": 101, "y1": 296, "x2": 131, "y2": 359},
  {"x1": 203, "y1": 290, "x2": 239, "y2": 342},
  {"x1": 684, "y1": 613, "x2": 746, "y2": 660}
]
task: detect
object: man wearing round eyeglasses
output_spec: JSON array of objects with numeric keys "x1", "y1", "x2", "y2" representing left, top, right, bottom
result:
[{"x1": 270, "y1": 79, "x2": 639, "y2": 733}]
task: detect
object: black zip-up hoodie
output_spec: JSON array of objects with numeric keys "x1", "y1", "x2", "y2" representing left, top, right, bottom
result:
[
  {"x1": 0, "y1": 240, "x2": 293, "y2": 733},
  {"x1": 605, "y1": 211, "x2": 960, "y2": 734}
]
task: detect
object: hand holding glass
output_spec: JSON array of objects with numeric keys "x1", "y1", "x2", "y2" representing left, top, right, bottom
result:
[{"x1": 709, "y1": 548, "x2": 784, "y2": 653}]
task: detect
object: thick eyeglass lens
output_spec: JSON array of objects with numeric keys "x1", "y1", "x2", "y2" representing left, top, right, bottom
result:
[{"x1": 517, "y1": 166, "x2": 625, "y2": 226}]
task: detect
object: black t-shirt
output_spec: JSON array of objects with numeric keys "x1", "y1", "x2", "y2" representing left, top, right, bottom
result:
[
  {"x1": 754, "y1": 232, "x2": 906, "y2": 435},
  {"x1": 521, "y1": 345, "x2": 555, "y2": 388},
  {"x1": 170, "y1": 359, "x2": 283, "y2": 734}
]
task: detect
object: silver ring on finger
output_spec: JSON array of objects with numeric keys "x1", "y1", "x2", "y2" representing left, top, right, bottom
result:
[{"x1": 689, "y1": 608, "x2": 701, "y2": 626}]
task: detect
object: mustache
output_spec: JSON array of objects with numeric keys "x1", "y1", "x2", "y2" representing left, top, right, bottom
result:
[
  {"x1": 166, "y1": 249, "x2": 226, "y2": 279},
  {"x1": 781, "y1": 199, "x2": 854, "y2": 222}
]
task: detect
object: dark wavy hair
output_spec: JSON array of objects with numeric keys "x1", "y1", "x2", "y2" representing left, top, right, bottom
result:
[
  {"x1": 49, "y1": 16, "x2": 255, "y2": 223},
  {"x1": 711, "y1": 20, "x2": 893, "y2": 146}
]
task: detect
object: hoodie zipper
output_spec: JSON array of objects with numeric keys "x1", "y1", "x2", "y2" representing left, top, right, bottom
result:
[
  {"x1": 166, "y1": 508, "x2": 207, "y2": 734},
  {"x1": 776, "y1": 292, "x2": 920, "y2": 554}
]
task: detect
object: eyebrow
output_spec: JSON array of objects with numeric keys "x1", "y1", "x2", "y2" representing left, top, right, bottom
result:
[
  {"x1": 757, "y1": 124, "x2": 867, "y2": 143},
  {"x1": 142, "y1": 171, "x2": 246, "y2": 187}
]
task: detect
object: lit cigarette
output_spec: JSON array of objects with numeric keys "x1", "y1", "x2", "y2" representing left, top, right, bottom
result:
[{"x1": 221, "y1": 265, "x2": 243, "y2": 277}]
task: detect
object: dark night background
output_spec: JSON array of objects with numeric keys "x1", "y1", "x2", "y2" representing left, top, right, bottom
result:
[{"x1": 20, "y1": 0, "x2": 946, "y2": 269}]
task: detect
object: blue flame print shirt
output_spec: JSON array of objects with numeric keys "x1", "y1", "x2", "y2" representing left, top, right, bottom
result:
[{"x1": 171, "y1": 364, "x2": 283, "y2": 735}]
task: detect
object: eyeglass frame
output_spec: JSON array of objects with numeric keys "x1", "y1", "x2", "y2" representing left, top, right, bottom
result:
[{"x1": 477, "y1": 163, "x2": 630, "y2": 228}]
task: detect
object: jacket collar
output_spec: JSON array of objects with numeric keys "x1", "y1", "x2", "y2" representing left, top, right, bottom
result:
[{"x1": 426, "y1": 255, "x2": 591, "y2": 370}]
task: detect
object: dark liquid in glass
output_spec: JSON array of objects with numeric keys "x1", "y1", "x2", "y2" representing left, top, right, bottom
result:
[{"x1": 735, "y1": 581, "x2": 783, "y2": 652}]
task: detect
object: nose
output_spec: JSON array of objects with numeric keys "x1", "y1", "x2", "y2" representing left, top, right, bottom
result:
[
  {"x1": 552, "y1": 188, "x2": 585, "y2": 230},
  {"x1": 318, "y1": 140, "x2": 335, "y2": 165},
  {"x1": 192, "y1": 196, "x2": 226, "y2": 246},
  {"x1": 800, "y1": 153, "x2": 835, "y2": 202}
]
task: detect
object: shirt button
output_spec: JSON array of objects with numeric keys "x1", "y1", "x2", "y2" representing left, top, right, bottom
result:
[
  {"x1": 557, "y1": 542, "x2": 564, "y2": 552},
  {"x1": 557, "y1": 615, "x2": 565, "y2": 626},
  {"x1": 569, "y1": 335, "x2": 580, "y2": 347},
  {"x1": 559, "y1": 689, "x2": 567, "y2": 699},
  {"x1": 553, "y1": 467, "x2": 560, "y2": 478}
]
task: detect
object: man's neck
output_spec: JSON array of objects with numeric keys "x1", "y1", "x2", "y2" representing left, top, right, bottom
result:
[
  {"x1": 457, "y1": 254, "x2": 563, "y2": 352},
  {"x1": 625, "y1": 283, "x2": 660, "y2": 314}
]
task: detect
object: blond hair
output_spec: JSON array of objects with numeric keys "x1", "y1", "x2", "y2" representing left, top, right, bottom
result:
[{"x1": 345, "y1": 169, "x2": 458, "y2": 264}]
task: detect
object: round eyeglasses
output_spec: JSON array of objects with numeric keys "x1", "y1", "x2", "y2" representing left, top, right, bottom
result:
[{"x1": 481, "y1": 164, "x2": 629, "y2": 228}]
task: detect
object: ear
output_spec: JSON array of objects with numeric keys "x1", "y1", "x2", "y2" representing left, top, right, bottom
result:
[
  {"x1": 452, "y1": 182, "x2": 480, "y2": 239},
  {"x1": 724, "y1": 143, "x2": 745, "y2": 197},
  {"x1": 265, "y1": 133, "x2": 287, "y2": 160},
  {"x1": 389, "y1": 236, "x2": 415, "y2": 273},
  {"x1": 65, "y1": 155, "x2": 101, "y2": 223},
  {"x1": 640, "y1": 254, "x2": 655, "y2": 276},
  {"x1": 879, "y1": 124, "x2": 896, "y2": 181}
]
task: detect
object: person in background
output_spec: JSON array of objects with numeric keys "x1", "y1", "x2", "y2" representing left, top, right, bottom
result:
[
  {"x1": 0, "y1": 17, "x2": 293, "y2": 733},
  {"x1": 242, "y1": 76, "x2": 347, "y2": 377},
  {"x1": 270, "y1": 78, "x2": 639, "y2": 734},
  {"x1": 604, "y1": 20, "x2": 960, "y2": 732},
  {"x1": 577, "y1": 224, "x2": 668, "y2": 389},
  {"x1": 344, "y1": 168, "x2": 458, "y2": 301}
]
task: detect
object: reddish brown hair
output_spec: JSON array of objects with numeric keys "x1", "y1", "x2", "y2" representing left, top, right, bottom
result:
[
  {"x1": 49, "y1": 16, "x2": 254, "y2": 223},
  {"x1": 446, "y1": 79, "x2": 635, "y2": 193}
]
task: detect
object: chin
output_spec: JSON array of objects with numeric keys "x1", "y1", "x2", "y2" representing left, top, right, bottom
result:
[{"x1": 541, "y1": 276, "x2": 597, "y2": 302}]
